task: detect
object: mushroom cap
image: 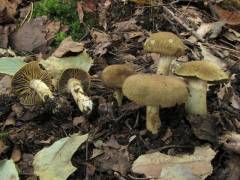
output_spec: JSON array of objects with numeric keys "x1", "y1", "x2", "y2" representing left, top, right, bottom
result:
[
  {"x1": 144, "y1": 32, "x2": 185, "y2": 57},
  {"x1": 58, "y1": 68, "x2": 90, "y2": 92},
  {"x1": 11, "y1": 61, "x2": 52, "y2": 106},
  {"x1": 174, "y1": 60, "x2": 229, "y2": 81},
  {"x1": 101, "y1": 64, "x2": 135, "y2": 89},
  {"x1": 122, "y1": 74, "x2": 188, "y2": 107}
]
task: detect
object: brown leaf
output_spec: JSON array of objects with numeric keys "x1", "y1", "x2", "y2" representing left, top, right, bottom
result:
[
  {"x1": 224, "y1": 155, "x2": 240, "y2": 180},
  {"x1": 0, "y1": 75, "x2": 12, "y2": 95},
  {"x1": 93, "y1": 42, "x2": 111, "y2": 56},
  {"x1": 11, "y1": 147, "x2": 21, "y2": 162},
  {"x1": 10, "y1": 17, "x2": 49, "y2": 53},
  {"x1": 77, "y1": 2, "x2": 84, "y2": 24},
  {"x1": 212, "y1": 4, "x2": 240, "y2": 26},
  {"x1": 221, "y1": 132, "x2": 240, "y2": 154},
  {"x1": 132, "y1": 145, "x2": 216, "y2": 179},
  {"x1": 98, "y1": 0, "x2": 112, "y2": 30},
  {"x1": 52, "y1": 36, "x2": 84, "y2": 58},
  {"x1": 0, "y1": 0, "x2": 21, "y2": 24},
  {"x1": 45, "y1": 21, "x2": 61, "y2": 40},
  {"x1": 113, "y1": 19, "x2": 141, "y2": 32},
  {"x1": 0, "y1": 140, "x2": 8, "y2": 155},
  {"x1": 0, "y1": 26, "x2": 10, "y2": 48},
  {"x1": 91, "y1": 30, "x2": 111, "y2": 44},
  {"x1": 81, "y1": 0, "x2": 97, "y2": 13}
]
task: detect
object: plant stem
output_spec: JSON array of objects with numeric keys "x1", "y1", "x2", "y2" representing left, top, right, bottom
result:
[
  {"x1": 146, "y1": 106, "x2": 161, "y2": 134},
  {"x1": 30, "y1": 79, "x2": 53, "y2": 102},
  {"x1": 156, "y1": 56, "x2": 174, "y2": 75},
  {"x1": 67, "y1": 78, "x2": 93, "y2": 113},
  {"x1": 185, "y1": 79, "x2": 208, "y2": 116}
]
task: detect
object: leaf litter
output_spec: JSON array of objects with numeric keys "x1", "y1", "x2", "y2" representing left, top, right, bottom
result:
[{"x1": 1, "y1": 0, "x2": 240, "y2": 179}]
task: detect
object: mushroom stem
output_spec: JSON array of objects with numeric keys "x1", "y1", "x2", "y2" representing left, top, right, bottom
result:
[
  {"x1": 185, "y1": 79, "x2": 208, "y2": 116},
  {"x1": 113, "y1": 89, "x2": 123, "y2": 107},
  {"x1": 30, "y1": 79, "x2": 53, "y2": 102},
  {"x1": 67, "y1": 78, "x2": 93, "y2": 113},
  {"x1": 146, "y1": 106, "x2": 161, "y2": 134},
  {"x1": 157, "y1": 56, "x2": 174, "y2": 75}
]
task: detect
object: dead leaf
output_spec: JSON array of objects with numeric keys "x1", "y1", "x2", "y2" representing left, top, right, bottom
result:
[
  {"x1": 77, "y1": 2, "x2": 84, "y2": 24},
  {"x1": 33, "y1": 133, "x2": 88, "y2": 180},
  {"x1": 0, "y1": 75, "x2": 12, "y2": 95},
  {"x1": 18, "y1": 154, "x2": 34, "y2": 175},
  {"x1": 98, "y1": 0, "x2": 112, "y2": 30},
  {"x1": 91, "y1": 30, "x2": 111, "y2": 44},
  {"x1": 224, "y1": 155, "x2": 240, "y2": 180},
  {"x1": 123, "y1": 31, "x2": 144, "y2": 41},
  {"x1": 212, "y1": 4, "x2": 240, "y2": 26},
  {"x1": 52, "y1": 36, "x2": 84, "y2": 58},
  {"x1": 45, "y1": 20, "x2": 61, "y2": 40},
  {"x1": 0, "y1": 0, "x2": 21, "y2": 23},
  {"x1": 81, "y1": 0, "x2": 97, "y2": 13},
  {"x1": 186, "y1": 114, "x2": 221, "y2": 143},
  {"x1": 94, "y1": 42, "x2": 111, "y2": 56},
  {"x1": 113, "y1": 19, "x2": 141, "y2": 32},
  {"x1": 0, "y1": 140, "x2": 8, "y2": 155},
  {"x1": 10, "y1": 17, "x2": 49, "y2": 53},
  {"x1": 221, "y1": 132, "x2": 240, "y2": 154},
  {"x1": 132, "y1": 145, "x2": 216, "y2": 179},
  {"x1": 94, "y1": 137, "x2": 131, "y2": 175},
  {"x1": 0, "y1": 26, "x2": 10, "y2": 48},
  {"x1": 128, "y1": 0, "x2": 162, "y2": 5},
  {"x1": 11, "y1": 147, "x2": 21, "y2": 162}
]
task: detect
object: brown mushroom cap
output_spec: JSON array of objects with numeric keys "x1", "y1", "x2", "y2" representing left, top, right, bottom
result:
[
  {"x1": 11, "y1": 61, "x2": 52, "y2": 106},
  {"x1": 101, "y1": 64, "x2": 135, "y2": 89},
  {"x1": 122, "y1": 74, "x2": 188, "y2": 107},
  {"x1": 144, "y1": 32, "x2": 185, "y2": 57},
  {"x1": 58, "y1": 68, "x2": 90, "y2": 92},
  {"x1": 174, "y1": 60, "x2": 229, "y2": 81}
]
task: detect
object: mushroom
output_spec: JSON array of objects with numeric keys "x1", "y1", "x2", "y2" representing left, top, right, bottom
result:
[
  {"x1": 174, "y1": 60, "x2": 229, "y2": 116},
  {"x1": 144, "y1": 32, "x2": 185, "y2": 75},
  {"x1": 122, "y1": 74, "x2": 188, "y2": 134},
  {"x1": 101, "y1": 64, "x2": 135, "y2": 106},
  {"x1": 11, "y1": 61, "x2": 53, "y2": 106},
  {"x1": 58, "y1": 68, "x2": 93, "y2": 114}
]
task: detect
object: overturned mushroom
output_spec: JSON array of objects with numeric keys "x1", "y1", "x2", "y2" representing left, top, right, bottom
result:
[
  {"x1": 144, "y1": 32, "x2": 185, "y2": 75},
  {"x1": 58, "y1": 68, "x2": 93, "y2": 114},
  {"x1": 11, "y1": 61, "x2": 53, "y2": 106},
  {"x1": 123, "y1": 74, "x2": 188, "y2": 134},
  {"x1": 101, "y1": 64, "x2": 135, "y2": 106},
  {"x1": 175, "y1": 60, "x2": 229, "y2": 116}
]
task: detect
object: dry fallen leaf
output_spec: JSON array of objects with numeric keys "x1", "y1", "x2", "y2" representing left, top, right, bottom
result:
[
  {"x1": 91, "y1": 30, "x2": 111, "y2": 44},
  {"x1": 220, "y1": 132, "x2": 240, "y2": 154},
  {"x1": 52, "y1": 36, "x2": 84, "y2": 58},
  {"x1": 113, "y1": 19, "x2": 141, "y2": 32},
  {"x1": 212, "y1": 4, "x2": 240, "y2": 26},
  {"x1": 98, "y1": 0, "x2": 112, "y2": 30},
  {"x1": 11, "y1": 147, "x2": 22, "y2": 162},
  {"x1": 33, "y1": 133, "x2": 88, "y2": 180},
  {"x1": 0, "y1": 0, "x2": 21, "y2": 23},
  {"x1": 132, "y1": 145, "x2": 216, "y2": 179}
]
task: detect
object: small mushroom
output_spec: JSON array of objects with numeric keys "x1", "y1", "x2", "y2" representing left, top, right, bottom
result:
[
  {"x1": 174, "y1": 60, "x2": 229, "y2": 116},
  {"x1": 58, "y1": 68, "x2": 93, "y2": 114},
  {"x1": 144, "y1": 32, "x2": 185, "y2": 75},
  {"x1": 122, "y1": 74, "x2": 188, "y2": 134},
  {"x1": 101, "y1": 64, "x2": 135, "y2": 106},
  {"x1": 11, "y1": 61, "x2": 53, "y2": 106}
]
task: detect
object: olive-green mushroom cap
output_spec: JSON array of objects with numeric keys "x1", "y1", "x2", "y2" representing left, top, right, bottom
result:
[
  {"x1": 58, "y1": 68, "x2": 90, "y2": 92},
  {"x1": 11, "y1": 61, "x2": 52, "y2": 106},
  {"x1": 122, "y1": 74, "x2": 188, "y2": 107},
  {"x1": 101, "y1": 64, "x2": 135, "y2": 89},
  {"x1": 144, "y1": 32, "x2": 185, "y2": 57},
  {"x1": 174, "y1": 60, "x2": 229, "y2": 81}
]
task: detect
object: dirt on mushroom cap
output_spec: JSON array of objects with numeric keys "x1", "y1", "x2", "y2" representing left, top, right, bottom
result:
[
  {"x1": 122, "y1": 74, "x2": 188, "y2": 107},
  {"x1": 11, "y1": 61, "x2": 52, "y2": 106},
  {"x1": 144, "y1": 32, "x2": 185, "y2": 57},
  {"x1": 174, "y1": 60, "x2": 229, "y2": 81},
  {"x1": 101, "y1": 64, "x2": 135, "y2": 89}
]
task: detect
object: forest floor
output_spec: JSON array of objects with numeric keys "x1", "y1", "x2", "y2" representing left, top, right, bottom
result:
[{"x1": 1, "y1": 0, "x2": 240, "y2": 179}]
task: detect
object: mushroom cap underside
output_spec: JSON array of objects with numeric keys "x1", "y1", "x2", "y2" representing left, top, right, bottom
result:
[
  {"x1": 144, "y1": 32, "x2": 185, "y2": 57},
  {"x1": 122, "y1": 74, "x2": 188, "y2": 107},
  {"x1": 11, "y1": 61, "x2": 52, "y2": 106},
  {"x1": 174, "y1": 60, "x2": 229, "y2": 81},
  {"x1": 58, "y1": 68, "x2": 90, "y2": 92},
  {"x1": 101, "y1": 64, "x2": 135, "y2": 88}
]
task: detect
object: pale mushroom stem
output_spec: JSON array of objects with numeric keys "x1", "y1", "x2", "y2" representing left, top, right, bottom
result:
[
  {"x1": 146, "y1": 106, "x2": 161, "y2": 134},
  {"x1": 113, "y1": 89, "x2": 123, "y2": 107},
  {"x1": 30, "y1": 79, "x2": 53, "y2": 102},
  {"x1": 156, "y1": 56, "x2": 174, "y2": 75},
  {"x1": 67, "y1": 78, "x2": 93, "y2": 113},
  {"x1": 185, "y1": 79, "x2": 208, "y2": 116}
]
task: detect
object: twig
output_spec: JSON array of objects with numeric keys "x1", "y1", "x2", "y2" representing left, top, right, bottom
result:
[
  {"x1": 162, "y1": 6, "x2": 205, "y2": 42},
  {"x1": 19, "y1": 2, "x2": 33, "y2": 27}
]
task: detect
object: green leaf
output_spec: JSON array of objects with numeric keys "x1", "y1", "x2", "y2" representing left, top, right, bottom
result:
[
  {"x1": 0, "y1": 159, "x2": 19, "y2": 180},
  {"x1": 0, "y1": 57, "x2": 26, "y2": 76},
  {"x1": 33, "y1": 133, "x2": 88, "y2": 180}
]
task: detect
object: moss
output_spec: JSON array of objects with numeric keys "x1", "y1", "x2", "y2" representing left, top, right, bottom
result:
[{"x1": 33, "y1": 0, "x2": 97, "y2": 45}]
